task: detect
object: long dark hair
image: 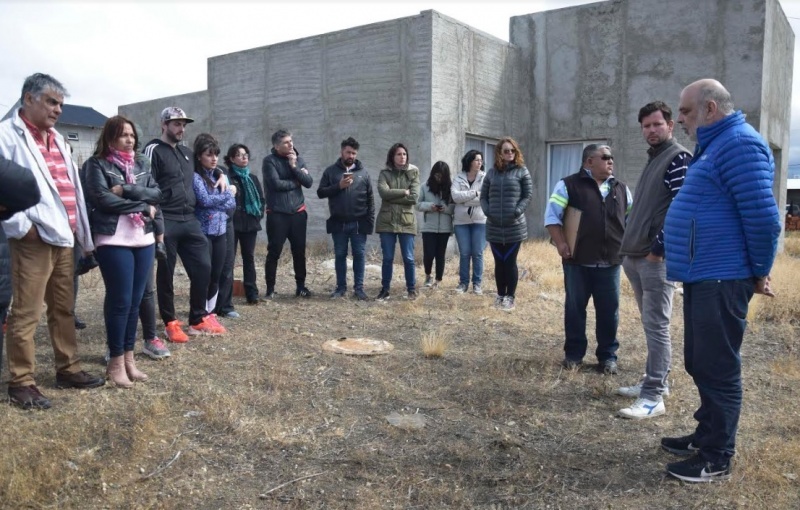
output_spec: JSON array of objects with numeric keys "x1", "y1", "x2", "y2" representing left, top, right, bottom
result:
[
  {"x1": 385, "y1": 142, "x2": 409, "y2": 170},
  {"x1": 193, "y1": 133, "x2": 220, "y2": 188},
  {"x1": 224, "y1": 143, "x2": 250, "y2": 168},
  {"x1": 461, "y1": 149, "x2": 484, "y2": 173},
  {"x1": 427, "y1": 161, "x2": 452, "y2": 203},
  {"x1": 94, "y1": 115, "x2": 139, "y2": 158}
]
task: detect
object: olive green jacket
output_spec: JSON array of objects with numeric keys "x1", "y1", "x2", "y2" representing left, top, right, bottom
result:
[{"x1": 376, "y1": 164, "x2": 420, "y2": 234}]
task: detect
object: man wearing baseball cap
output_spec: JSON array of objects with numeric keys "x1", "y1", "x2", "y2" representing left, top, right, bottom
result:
[{"x1": 142, "y1": 107, "x2": 226, "y2": 342}]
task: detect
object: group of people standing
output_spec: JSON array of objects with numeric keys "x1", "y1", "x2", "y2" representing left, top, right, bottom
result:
[{"x1": 0, "y1": 72, "x2": 783, "y2": 484}]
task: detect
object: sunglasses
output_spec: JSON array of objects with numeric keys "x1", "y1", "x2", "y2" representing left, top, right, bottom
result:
[
  {"x1": 600, "y1": 154, "x2": 614, "y2": 161},
  {"x1": 502, "y1": 148, "x2": 516, "y2": 154}
]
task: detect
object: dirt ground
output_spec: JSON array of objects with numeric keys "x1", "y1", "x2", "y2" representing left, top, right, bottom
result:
[{"x1": 1, "y1": 239, "x2": 798, "y2": 509}]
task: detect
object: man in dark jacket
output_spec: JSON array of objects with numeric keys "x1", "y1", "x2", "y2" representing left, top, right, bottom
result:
[
  {"x1": 317, "y1": 137, "x2": 374, "y2": 300},
  {"x1": 545, "y1": 144, "x2": 632, "y2": 375},
  {"x1": 143, "y1": 107, "x2": 223, "y2": 341},
  {"x1": 262, "y1": 129, "x2": 314, "y2": 298},
  {"x1": 616, "y1": 101, "x2": 690, "y2": 421},
  {"x1": 0, "y1": 156, "x2": 42, "y2": 373}
]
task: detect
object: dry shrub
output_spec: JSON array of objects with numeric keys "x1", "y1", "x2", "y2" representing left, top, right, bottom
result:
[
  {"x1": 750, "y1": 253, "x2": 800, "y2": 324},
  {"x1": 420, "y1": 329, "x2": 450, "y2": 357}
]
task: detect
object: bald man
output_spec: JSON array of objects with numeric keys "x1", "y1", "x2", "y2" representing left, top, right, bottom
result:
[{"x1": 661, "y1": 79, "x2": 781, "y2": 482}]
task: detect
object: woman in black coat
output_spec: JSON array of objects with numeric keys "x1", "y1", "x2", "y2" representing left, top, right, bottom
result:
[
  {"x1": 480, "y1": 137, "x2": 533, "y2": 312},
  {"x1": 224, "y1": 143, "x2": 265, "y2": 304}
]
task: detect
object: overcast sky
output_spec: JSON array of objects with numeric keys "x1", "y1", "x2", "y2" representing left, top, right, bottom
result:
[{"x1": 2, "y1": 0, "x2": 799, "y2": 173}]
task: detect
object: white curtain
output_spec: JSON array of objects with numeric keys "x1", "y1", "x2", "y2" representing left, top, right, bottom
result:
[{"x1": 548, "y1": 143, "x2": 582, "y2": 191}]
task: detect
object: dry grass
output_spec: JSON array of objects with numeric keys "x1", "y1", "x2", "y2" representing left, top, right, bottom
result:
[
  {"x1": 1, "y1": 238, "x2": 799, "y2": 508},
  {"x1": 420, "y1": 329, "x2": 451, "y2": 358}
]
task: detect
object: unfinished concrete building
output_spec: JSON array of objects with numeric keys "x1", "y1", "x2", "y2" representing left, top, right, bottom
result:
[{"x1": 120, "y1": 0, "x2": 793, "y2": 241}]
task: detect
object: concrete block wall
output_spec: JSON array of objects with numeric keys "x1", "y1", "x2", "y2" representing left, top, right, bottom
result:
[
  {"x1": 510, "y1": 0, "x2": 792, "y2": 237},
  {"x1": 430, "y1": 12, "x2": 519, "y2": 177}
]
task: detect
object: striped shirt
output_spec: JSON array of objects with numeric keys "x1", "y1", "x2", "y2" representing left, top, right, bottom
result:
[
  {"x1": 651, "y1": 152, "x2": 690, "y2": 256},
  {"x1": 20, "y1": 113, "x2": 77, "y2": 232}
]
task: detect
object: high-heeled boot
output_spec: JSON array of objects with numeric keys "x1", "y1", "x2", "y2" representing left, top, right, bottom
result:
[
  {"x1": 106, "y1": 355, "x2": 133, "y2": 388},
  {"x1": 123, "y1": 351, "x2": 148, "y2": 382}
]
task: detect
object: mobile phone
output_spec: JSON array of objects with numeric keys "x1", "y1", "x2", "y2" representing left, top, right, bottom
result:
[{"x1": 343, "y1": 171, "x2": 353, "y2": 177}]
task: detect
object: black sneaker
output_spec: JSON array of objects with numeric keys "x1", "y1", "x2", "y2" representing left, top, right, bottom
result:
[
  {"x1": 330, "y1": 288, "x2": 346, "y2": 299},
  {"x1": 376, "y1": 288, "x2": 390, "y2": 301},
  {"x1": 407, "y1": 290, "x2": 418, "y2": 300},
  {"x1": 296, "y1": 287, "x2": 313, "y2": 298},
  {"x1": 8, "y1": 385, "x2": 51, "y2": 410},
  {"x1": 667, "y1": 454, "x2": 731, "y2": 483},
  {"x1": 74, "y1": 317, "x2": 87, "y2": 330},
  {"x1": 661, "y1": 433, "x2": 700, "y2": 456},
  {"x1": 353, "y1": 289, "x2": 369, "y2": 301},
  {"x1": 599, "y1": 359, "x2": 619, "y2": 375},
  {"x1": 264, "y1": 290, "x2": 277, "y2": 300}
]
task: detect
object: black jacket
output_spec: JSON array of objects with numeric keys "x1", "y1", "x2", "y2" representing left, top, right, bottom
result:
[
  {"x1": 143, "y1": 139, "x2": 196, "y2": 221},
  {"x1": 81, "y1": 156, "x2": 161, "y2": 236},
  {"x1": 480, "y1": 164, "x2": 533, "y2": 244},
  {"x1": 316, "y1": 158, "x2": 374, "y2": 234},
  {"x1": 0, "y1": 156, "x2": 41, "y2": 304},
  {"x1": 562, "y1": 170, "x2": 627, "y2": 266},
  {"x1": 262, "y1": 149, "x2": 313, "y2": 215},
  {"x1": 228, "y1": 168, "x2": 265, "y2": 232}
]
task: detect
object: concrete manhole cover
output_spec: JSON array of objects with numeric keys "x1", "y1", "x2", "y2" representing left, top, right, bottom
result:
[{"x1": 322, "y1": 337, "x2": 394, "y2": 356}]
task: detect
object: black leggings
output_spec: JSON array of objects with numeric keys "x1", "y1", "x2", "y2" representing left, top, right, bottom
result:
[
  {"x1": 422, "y1": 232, "x2": 450, "y2": 281},
  {"x1": 490, "y1": 242, "x2": 520, "y2": 297},
  {"x1": 206, "y1": 233, "x2": 228, "y2": 304}
]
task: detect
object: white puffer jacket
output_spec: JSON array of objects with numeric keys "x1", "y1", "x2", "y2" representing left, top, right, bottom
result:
[{"x1": 451, "y1": 171, "x2": 486, "y2": 225}]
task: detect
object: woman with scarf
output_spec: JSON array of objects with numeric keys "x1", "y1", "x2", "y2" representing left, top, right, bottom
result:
[
  {"x1": 417, "y1": 161, "x2": 454, "y2": 289},
  {"x1": 224, "y1": 143, "x2": 265, "y2": 305},
  {"x1": 192, "y1": 134, "x2": 235, "y2": 334},
  {"x1": 375, "y1": 142, "x2": 420, "y2": 301},
  {"x1": 82, "y1": 116, "x2": 161, "y2": 388}
]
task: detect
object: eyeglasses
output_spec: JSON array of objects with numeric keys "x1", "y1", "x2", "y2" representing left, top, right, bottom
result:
[
  {"x1": 236, "y1": 153, "x2": 249, "y2": 159},
  {"x1": 502, "y1": 149, "x2": 516, "y2": 154},
  {"x1": 600, "y1": 154, "x2": 614, "y2": 161}
]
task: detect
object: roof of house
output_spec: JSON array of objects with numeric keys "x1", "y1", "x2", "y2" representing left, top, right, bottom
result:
[
  {"x1": 58, "y1": 105, "x2": 107, "y2": 128},
  {"x1": 1, "y1": 101, "x2": 107, "y2": 128}
]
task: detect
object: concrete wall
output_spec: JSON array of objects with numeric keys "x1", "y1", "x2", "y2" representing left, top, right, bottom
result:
[
  {"x1": 429, "y1": 12, "x2": 519, "y2": 175},
  {"x1": 119, "y1": 90, "x2": 210, "y2": 149},
  {"x1": 761, "y1": 0, "x2": 795, "y2": 233},
  {"x1": 510, "y1": 0, "x2": 793, "y2": 237}
]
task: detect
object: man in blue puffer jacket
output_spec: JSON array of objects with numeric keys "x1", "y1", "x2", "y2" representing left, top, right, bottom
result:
[{"x1": 661, "y1": 79, "x2": 781, "y2": 483}]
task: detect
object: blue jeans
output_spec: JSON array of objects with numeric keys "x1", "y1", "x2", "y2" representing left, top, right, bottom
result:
[
  {"x1": 454, "y1": 224, "x2": 486, "y2": 286},
  {"x1": 562, "y1": 264, "x2": 620, "y2": 363},
  {"x1": 683, "y1": 279, "x2": 754, "y2": 464},
  {"x1": 331, "y1": 222, "x2": 367, "y2": 291},
  {"x1": 96, "y1": 244, "x2": 155, "y2": 357},
  {"x1": 379, "y1": 232, "x2": 416, "y2": 292}
]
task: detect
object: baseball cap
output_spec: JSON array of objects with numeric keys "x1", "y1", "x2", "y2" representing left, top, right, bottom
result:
[{"x1": 160, "y1": 106, "x2": 194, "y2": 124}]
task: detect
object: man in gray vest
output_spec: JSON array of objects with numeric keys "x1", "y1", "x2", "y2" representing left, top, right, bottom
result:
[{"x1": 616, "y1": 101, "x2": 691, "y2": 420}]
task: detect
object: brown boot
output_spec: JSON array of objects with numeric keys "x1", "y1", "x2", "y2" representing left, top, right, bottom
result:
[
  {"x1": 106, "y1": 355, "x2": 133, "y2": 388},
  {"x1": 123, "y1": 351, "x2": 148, "y2": 382}
]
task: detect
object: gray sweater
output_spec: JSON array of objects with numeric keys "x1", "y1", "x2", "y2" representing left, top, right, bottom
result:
[{"x1": 417, "y1": 183, "x2": 454, "y2": 233}]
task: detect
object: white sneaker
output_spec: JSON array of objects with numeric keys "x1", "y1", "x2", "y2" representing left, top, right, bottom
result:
[
  {"x1": 618, "y1": 397, "x2": 665, "y2": 420},
  {"x1": 615, "y1": 376, "x2": 670, "y2": 398}
]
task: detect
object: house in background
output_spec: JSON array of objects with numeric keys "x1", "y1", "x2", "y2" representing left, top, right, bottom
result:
[{"x1": 2, "y1": 101, "x2": 107, "y2": 166}]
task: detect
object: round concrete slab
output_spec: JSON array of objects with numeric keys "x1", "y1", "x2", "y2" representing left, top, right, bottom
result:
[{"x1": 322, "y1": 337, "x2": 394, "y2": 356}]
